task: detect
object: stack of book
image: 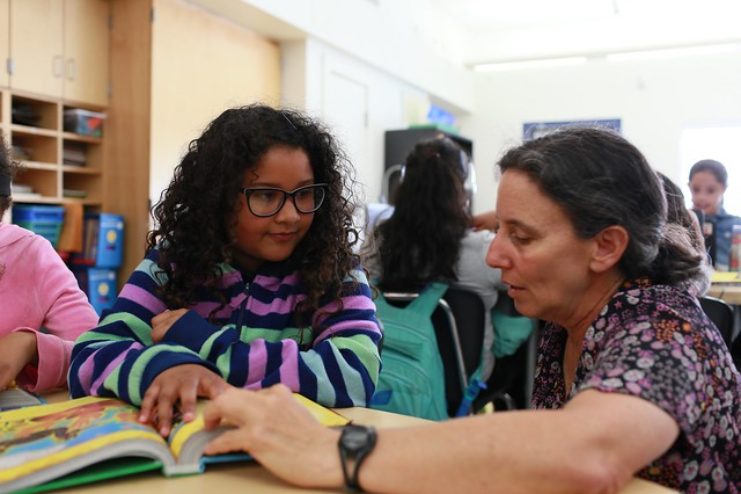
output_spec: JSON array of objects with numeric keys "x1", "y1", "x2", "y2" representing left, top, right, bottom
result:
[{"x1": 62, "y1": 143, "x2": 87, "y2": 167}]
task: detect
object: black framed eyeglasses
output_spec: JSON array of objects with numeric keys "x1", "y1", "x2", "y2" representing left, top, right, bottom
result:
[{"x1": 240, "y1": 183, "x2": 328, "y2": 218}]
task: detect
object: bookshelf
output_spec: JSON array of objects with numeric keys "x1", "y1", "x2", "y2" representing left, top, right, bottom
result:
[{"x1": 2, "y1": 89, "x2": 105, "y2": 208}]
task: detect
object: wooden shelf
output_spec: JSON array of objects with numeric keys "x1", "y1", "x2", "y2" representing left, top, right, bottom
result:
[
  {"x1": 4, "y1": 88, "x2": 106, "y2": 232},
  {"x1": 63, "y1": 165, "x2": 101, "y2": 175},
  {"x1": 12, "y1": 195, "x2": 62, "y2": 204},
  {"x1": 11, "y1": 124, "x2": 59, "y2": 138},
  {"x1": 62, "y1": 132, "x2": 103, "y2": 144},
  {"x1": 22, "y1": 160, "x2": 58, "y2": 171},
  {"x1": 61, "y1": 197, "x2": 102, "y2": 206}
]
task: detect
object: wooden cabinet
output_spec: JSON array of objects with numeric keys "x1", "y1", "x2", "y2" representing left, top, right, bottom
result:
[
  {"x1": 0, "y1": 0, "x2": 8, "y2": 88},
  {"x1": 8, "y1": 0, "x2": 109, "y2": 106},
  {"x1": 64, "y1": 0, "x2": 110, "y2": 105},
  {"x1": 9, "y1": 0, "x2": 64, "y2": 98}
]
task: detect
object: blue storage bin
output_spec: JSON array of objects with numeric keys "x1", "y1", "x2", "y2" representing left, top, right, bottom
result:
[
  {"x1": 74, "y1": 267, "x2": 116, "y2": 315},
  {"x1": 12, "y1": 205, "x2": 65, "y2": 248},
  {"x1": 78, "y1": 213, "x2": 124, "y2": 268}
]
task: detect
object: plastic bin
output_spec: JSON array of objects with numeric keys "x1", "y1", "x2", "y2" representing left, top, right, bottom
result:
[
  {"x1": 12, "y1": 205, "x2": 65, "y2": 248},
  {"x1": 74, "y1": 267, "x2": 116, "y2": 315},
  {"x1": 74, "y1": 213, "x2": 124, "y2": 268},
  {"x1": 64, "y1": 109, "x2": 106, "y2": 137}
]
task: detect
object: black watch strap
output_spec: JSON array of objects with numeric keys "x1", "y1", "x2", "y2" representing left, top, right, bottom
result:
[{"x1": 338, "y1": 424, "x2": 377, "y2": 492}]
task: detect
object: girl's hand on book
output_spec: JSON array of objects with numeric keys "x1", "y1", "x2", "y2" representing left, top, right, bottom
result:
[
  {"x1": 0, "y1": 331, "x2": 38, "y2": 390},
  {"x1": 203, "y1": 385, "x2": 343, "y2": 489},
  {"x1": 151, "y1": 308, "x2": 189, "y2": 343},
  {"x1": 138, "y1": 364, "x2": 227, "y2": 437}
]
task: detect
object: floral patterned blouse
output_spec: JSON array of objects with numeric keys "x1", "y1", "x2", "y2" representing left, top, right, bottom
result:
[{"x1": 531, "y1": 279, "x2": 740, "y2": 493}]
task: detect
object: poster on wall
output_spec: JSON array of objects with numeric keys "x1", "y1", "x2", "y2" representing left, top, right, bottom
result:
[{"x1": 523, "y1": 119, "x2": 621, "y2": 140}]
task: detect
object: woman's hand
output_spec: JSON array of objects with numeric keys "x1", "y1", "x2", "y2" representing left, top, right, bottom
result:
[
  {"x1": 203, "y1": 385, "x2": 343, "y2": 489},
  {"x1": 138, "y1": 364, "x2": 227, "y2": 437},
  {"x1": 0, "y1": 331, "x2": 38, "y2": 390},
  {"x1": 151, "y1": 308, "x2": 189, "y2": 343}
]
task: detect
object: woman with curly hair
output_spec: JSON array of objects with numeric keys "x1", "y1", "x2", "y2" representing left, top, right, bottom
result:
[
  {"x1": 0, "y1": 139, "x2": 98, "y2": 393},
  {"x1": 69, "y1": 104, "x2": 382, "y2": 436},
  {"x1": 362, "y1": 137, "x2": 505, "y2": 379}
]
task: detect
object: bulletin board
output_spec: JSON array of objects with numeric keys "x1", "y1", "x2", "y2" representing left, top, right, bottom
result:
[{"x1": 523, "y1": 119, "x2": 621, "y2": 140}]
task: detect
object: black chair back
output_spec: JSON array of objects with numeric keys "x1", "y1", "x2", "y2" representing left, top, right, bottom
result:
[
  {"x1": 732, "y1": 331, "x2": 741, "y2": 372},
  {"x1": 698, "y1": 296, "x2": 734, "y2": 347},
  {"x1": 473, "y1": 292, "x2": 539, "y2": 412},
  {"x1": 433, "y1": 288, "x2": 486, "y2": 415}
]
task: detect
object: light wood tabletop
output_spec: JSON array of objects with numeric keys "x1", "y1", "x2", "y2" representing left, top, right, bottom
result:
[
  {"x1": 38, "y1": 393, "x2": 676, "y2": 494},
  {"x1": 708, "y1": 283, "x2": 741, "y2": 305}
]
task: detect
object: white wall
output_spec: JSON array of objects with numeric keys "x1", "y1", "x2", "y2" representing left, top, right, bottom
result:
[
  {"x1": 466, "y1": 8, "x2": 741, "y2": 64},
  {"x1": 282, "y1": 37, "x2": 430, "y2": 207},
  {"x1": 461, "y1": 50, "x2": 741, "y2": 214},
  {"x1": 191, "y1": 0, "x2": 474, "y2": 114},
  {"x1": 150, "y1": 0, "x2": 280, "y2": 203}
]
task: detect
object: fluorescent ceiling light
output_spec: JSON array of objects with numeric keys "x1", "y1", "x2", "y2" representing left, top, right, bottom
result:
[
  {"x1": 473, "y1": 56, "x2": 588, "y2": 71},
  {"x1": 606, "y1": 42, "x2": 741, "y2": 62}
]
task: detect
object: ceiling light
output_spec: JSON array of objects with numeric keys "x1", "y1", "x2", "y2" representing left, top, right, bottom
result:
[
  {"x1": 606, "y1": 42, "x2": 741, "y2": 62},
  {"x1": 472, "y1": 56, "x2": 588, "y2": 72}
]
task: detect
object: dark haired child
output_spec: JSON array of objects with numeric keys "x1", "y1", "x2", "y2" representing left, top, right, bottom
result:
[
  {"x1": 69, "y1": 105, "x2": 382, "y2": 436},
  {"x1": 362, "y1": 137, "x2": 507, "y2": 379},
  {"x1": 0, "y1": 140, "x2": 98, "y2": 393},
  {"x1": 688, "y1": 159, "x2": 741, "y2": 270}
]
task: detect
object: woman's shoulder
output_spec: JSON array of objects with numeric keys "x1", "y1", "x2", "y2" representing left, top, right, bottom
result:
[
  {"x1": 603, "y1": 281, "x2": 718, "y2": 345},
  {"x1": 612, "y1": 279, "x2": 698, "y2": 314}
]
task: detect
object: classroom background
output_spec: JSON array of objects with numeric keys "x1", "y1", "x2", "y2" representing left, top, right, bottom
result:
[{"x1": 1, "y1": 0, "x2": 740, "y2": 297}]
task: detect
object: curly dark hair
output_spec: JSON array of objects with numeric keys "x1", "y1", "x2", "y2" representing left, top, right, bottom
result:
[
  {"x1": 147, "y1": 104, "x2": 359, "y2": 327},
  {"x1": 0, "y1": 136, "x2": 19, "y2": 217},
  {"x1": 374, "y1": 137, "x2": 470, "y2": 291}
]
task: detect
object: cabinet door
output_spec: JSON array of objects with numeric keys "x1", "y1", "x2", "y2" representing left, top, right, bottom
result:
[
  {"x1": 64, "y1": 0, "x2": 109, "y2": 105},
  {"x1": 10, "y1": 0, "x2": 63, "y2": 97},
  {"x1": 0, "y1": 0, "x2": 9, "y2": 88}
]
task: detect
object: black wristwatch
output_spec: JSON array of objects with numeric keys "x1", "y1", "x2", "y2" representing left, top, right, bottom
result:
[{"x1": 338, "y1": 424, "x2": 377, "y2": 492}]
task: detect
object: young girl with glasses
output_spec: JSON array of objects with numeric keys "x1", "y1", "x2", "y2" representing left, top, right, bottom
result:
[{"x1": 69, "y1": 104, "x2": 382, "y2": 436}]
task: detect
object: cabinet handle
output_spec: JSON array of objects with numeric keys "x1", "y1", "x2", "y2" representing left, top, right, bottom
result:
[
  {"x1": 66, "y1": 59, "x2": 77, "y2": 82},
  {"x1": 53, "y1": 55, "x2": 64, "y2": 78}
]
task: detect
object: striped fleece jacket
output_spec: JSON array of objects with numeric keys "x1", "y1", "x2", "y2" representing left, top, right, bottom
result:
[{"x1": 68, "y1": 250, "x2": 382, "y2": 408}]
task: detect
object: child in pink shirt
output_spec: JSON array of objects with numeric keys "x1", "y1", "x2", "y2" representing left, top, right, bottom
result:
[{"x1": 0, "y1": 142, "x2": 98, "y2": 393}]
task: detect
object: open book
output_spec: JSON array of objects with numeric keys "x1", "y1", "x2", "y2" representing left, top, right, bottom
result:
[
  {"x1": 0, "y1": 395, "x2": 348, "y2": 494},
  {"x1": 0, "y1": 388, "x2": 45, "y2": 411}
]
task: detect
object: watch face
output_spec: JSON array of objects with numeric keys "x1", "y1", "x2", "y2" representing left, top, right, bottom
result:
[{"x1": 342, "y1": 426, "x2": 370, "y2": 453}]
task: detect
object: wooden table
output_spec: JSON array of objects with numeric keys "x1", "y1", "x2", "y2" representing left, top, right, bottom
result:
[
  {"x1": 708, "y1": 283, "x2": 741, "y2": 305},
  {"x1": 38, "y1": 394, "x2": 676, "y2": 494}
]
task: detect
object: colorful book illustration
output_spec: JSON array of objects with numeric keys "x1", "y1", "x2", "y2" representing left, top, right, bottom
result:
[
  {"x1": 711, "y1": 271, "x2": 741, "y2": 284},
  {"x1": 0, "y1": 395, "x2": 348, "y2": 494}
]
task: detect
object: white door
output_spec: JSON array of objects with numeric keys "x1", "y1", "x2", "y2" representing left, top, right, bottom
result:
[{"x1": 322, "y1": 70, "x2": 370, "y2": 204}]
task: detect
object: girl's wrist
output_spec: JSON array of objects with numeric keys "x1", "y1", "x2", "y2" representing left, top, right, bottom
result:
[{"x1": 15, "y1": 330, "x2": 39, "y2": 366}]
